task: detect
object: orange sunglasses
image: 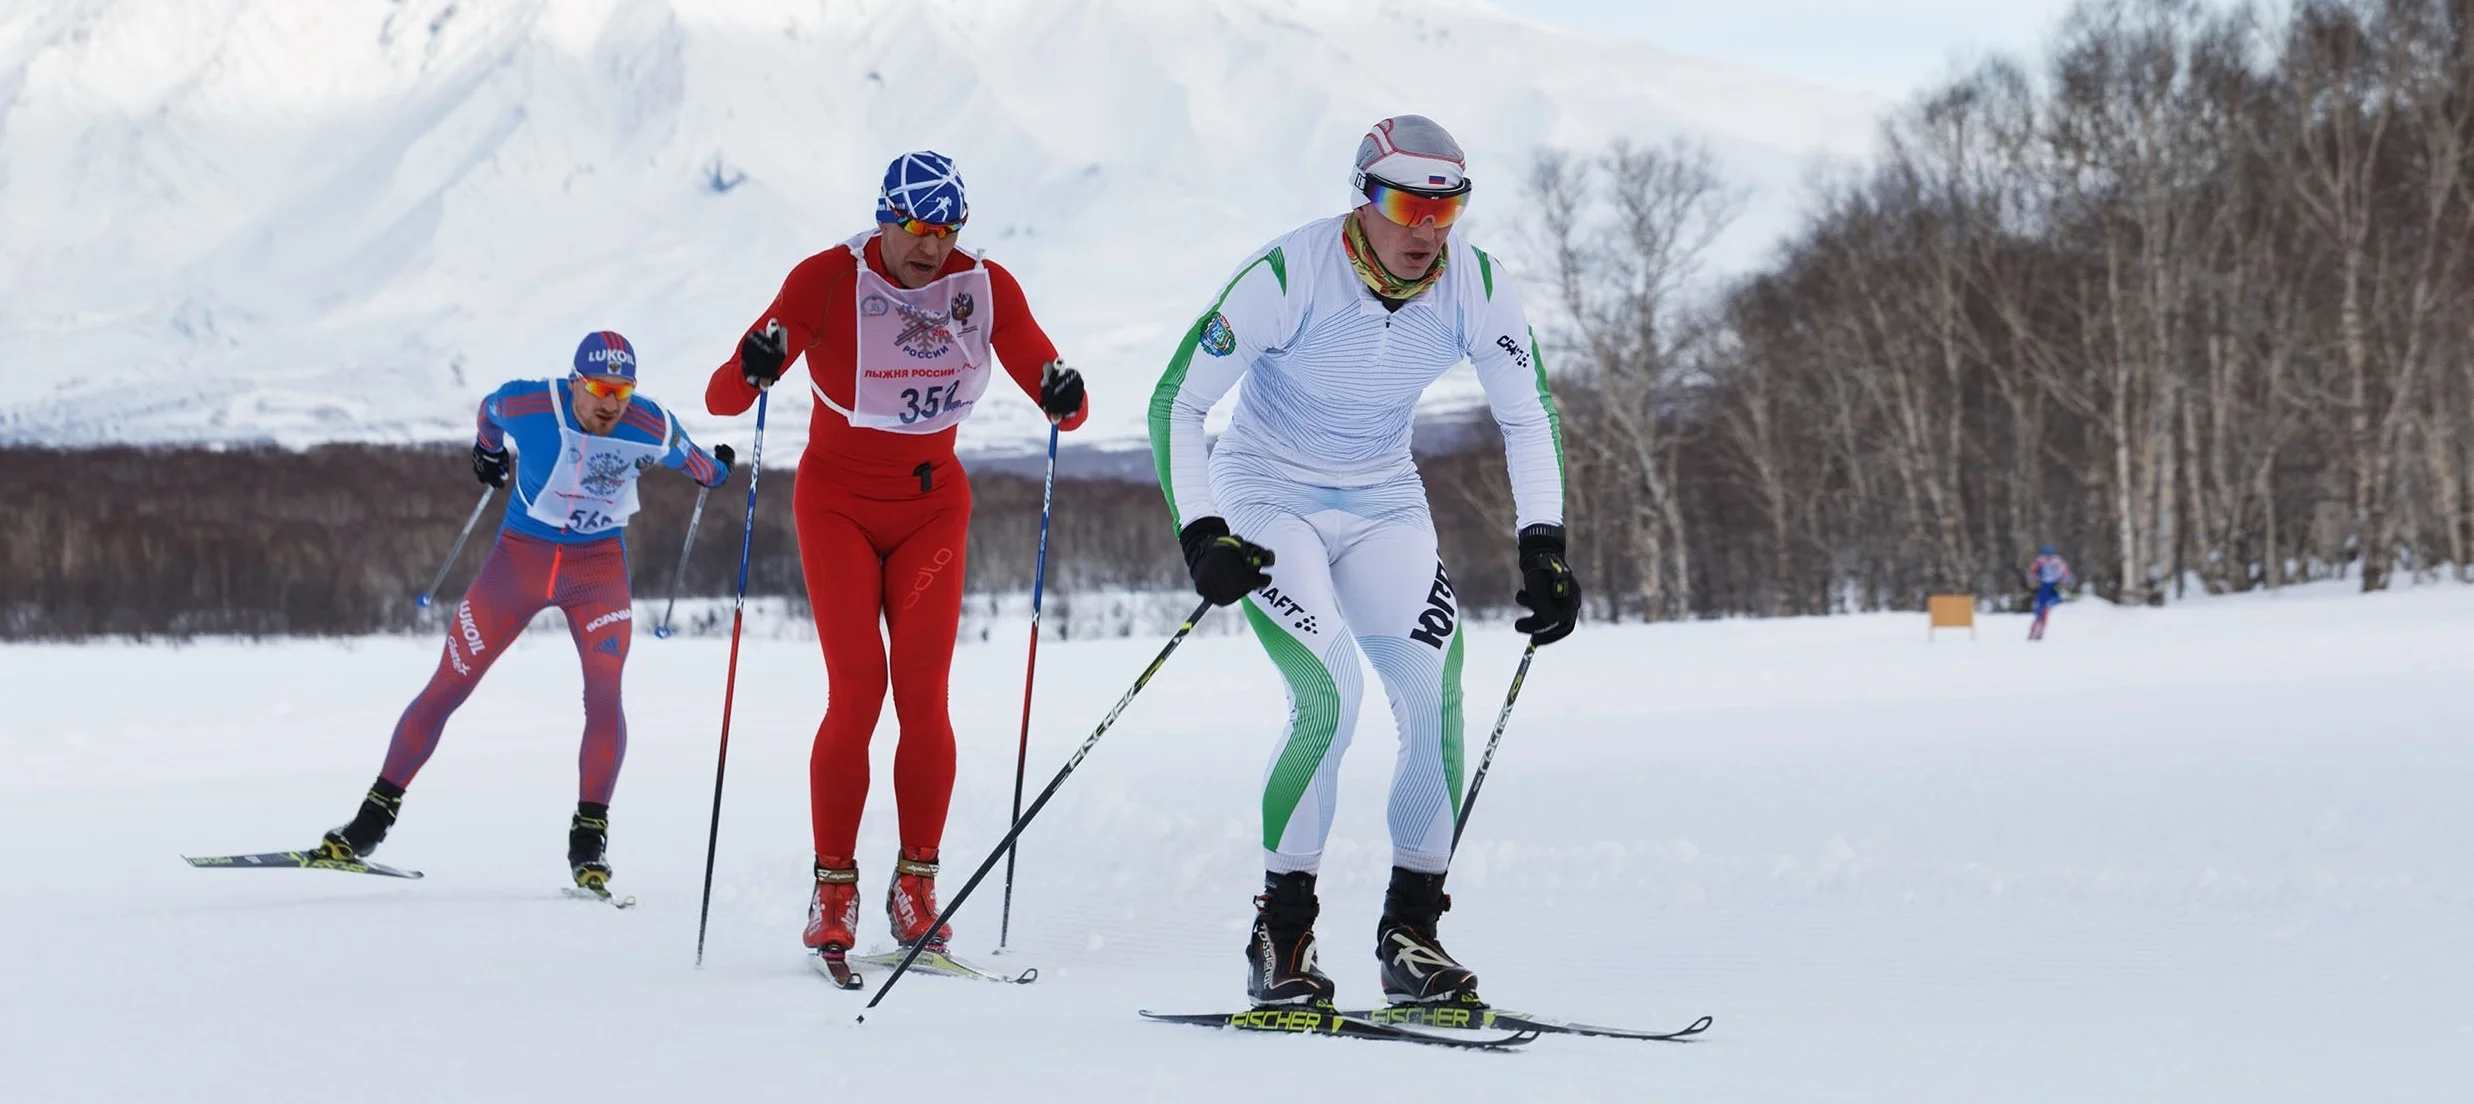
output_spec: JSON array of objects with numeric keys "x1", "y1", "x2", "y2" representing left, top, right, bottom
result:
[
  {"x1": 889, "y1": 209, "x2": 965, "y2": 240},
  {"x1": 1362, "y1": 177, "x2": 1470, "y2": 229},
  {"x1": 577, "y1": 376, "x2": 636, "y2": 403}
]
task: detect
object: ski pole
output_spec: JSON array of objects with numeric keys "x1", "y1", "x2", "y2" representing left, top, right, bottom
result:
[
  {"x1": 860, "y1": 597, "x2": 1216, "y2": 1018},
  {"x1": 1450, "y1": 640, "x2": 1537, "y2": 856},
  {"x1": 653, "y1": 485, "x2": 713, "y2": 639},
  {"x1": 415, "y1": 488, "x2": 496, "y2": 610},
  {"x1": 998, "y1": 422, "x2": 1060, "y2": 950},
  {"x1": 695, "y1": 391, "x2": 768, "y2": 967}
]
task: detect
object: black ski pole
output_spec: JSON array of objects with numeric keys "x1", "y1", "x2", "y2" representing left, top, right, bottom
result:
[
  {"x1": 695, "y1": 391, "x2": 769, "y2": 967},
  {"x1": 860, "y1": 597, "x2": 1216, "y2": 1018},
  {"x1": 653, "y1": 485, "x2": 713, "y2": 639},
  {"x1": 999, "y1": 422, "x2": 1060, "y2": 950},
  {"x1": 1451, "y1": 640, "x2": 1537, "y2": 855},
  {"x1": 415, "y1": 488, "x2": 496, "y2": 610}
]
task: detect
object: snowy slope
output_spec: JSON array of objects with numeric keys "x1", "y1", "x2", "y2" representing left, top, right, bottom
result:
[
  {"x1": 4, "y1": 582, "x2": 2468, "y2": 1100},
  {"x1": 0, "y1": 0, "x2": 1876, "y2": 452}
]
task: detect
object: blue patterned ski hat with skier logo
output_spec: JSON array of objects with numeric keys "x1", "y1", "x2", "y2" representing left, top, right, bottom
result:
[
  {"x1": 876, "y1": 151, "x2": 968, "y2": 225},
  {"x1": 572, "y1": 330, "x2": 638, "y2": 381}
]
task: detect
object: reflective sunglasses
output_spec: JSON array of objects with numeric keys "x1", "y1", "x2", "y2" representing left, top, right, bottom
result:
[
  {"x1": 889, "y1": 209, "x2": 965, "y2": 239},
  {"x1": 1361, "y1": 176, "x2": 1471, "y2": 228},
  {"x1": 577, "y1": 376, "x2": 636, "y2": 403}
]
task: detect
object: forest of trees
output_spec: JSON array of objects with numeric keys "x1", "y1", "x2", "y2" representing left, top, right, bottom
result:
[
  {"x1": 12, "y1": 0, "x2": 2473, "y2": 638},
  {"x1": 1511, "y1": 0, "x2": 2474, "y2": 617}
]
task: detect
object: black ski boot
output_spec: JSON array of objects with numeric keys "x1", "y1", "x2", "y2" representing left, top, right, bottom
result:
[
  {"x1": 568, "y1": 802, "x2": 612, "y2": 894},
  {"x1": 1246, "y1": 870, "x2": 1337, "y2": 1008},
  {"x1": 1375, "y1": 867, "x2": 1481, "y2": 1006},
  {"x1": 316, "y1": 778, "x2": 404, "y2": 860}
]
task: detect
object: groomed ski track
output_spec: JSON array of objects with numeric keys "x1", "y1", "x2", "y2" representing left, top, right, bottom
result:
[{"x1": 5, "y1": 581, "x2": 2468, "y2": 1100}]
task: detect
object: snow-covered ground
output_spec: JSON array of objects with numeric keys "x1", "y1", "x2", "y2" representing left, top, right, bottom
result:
[{"x1": 4, "y1": 582, "x2": 2469, "y2": 1100}]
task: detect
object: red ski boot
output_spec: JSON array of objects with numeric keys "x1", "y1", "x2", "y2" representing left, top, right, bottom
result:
[
  {"x1": 805, "y1": 857, "x2": 862, "y2": 989},
  {"x1": 886, "y1": 846, "x2": 954, "y2": 951}
]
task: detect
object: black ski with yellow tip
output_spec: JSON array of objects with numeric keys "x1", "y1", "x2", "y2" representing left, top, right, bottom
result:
[
  {"x1": 1139, "y1": 1006, "x2": 1536, "y2": 1049},
  {"x1": 1348, "y1": 1003, "x2": 1714, "y2": 1042},
  {"x1": 183, "y1": 851, "x2": 424, "y2": 879}
]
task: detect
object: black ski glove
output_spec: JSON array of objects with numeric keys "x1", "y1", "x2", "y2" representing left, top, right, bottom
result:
[
  {"x1": 472, "y1": 442, "x2": 510, "y2": 489},
  {"x1": 1513, "y1": 523, "x2": 1580, "y2": 645},
  {"x1": 1180, "y1": 516, "x2": 1276, "y2": 607},
  {"x1": 1038, "y1": 360, "x2": 1085, "y2": 422},
  {"x1": 706, "y1": 443, "x2": 736, "y2": 487},
  {"x1": 740, "y1": 320, "x2": 788, "y2": 389}
]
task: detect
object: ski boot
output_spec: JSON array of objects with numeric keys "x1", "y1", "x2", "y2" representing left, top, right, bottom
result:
[
  {"x1": 806, "y1": 857, "x2": 863, "y2": 988},
  {"x1": 316, "y1": 778, "x2": 404, "y2": 860},
  {"x1": 567, "y1": 802, "x2": 613, "y2": 896},
  {"x1": 1374, "y1": 866, "x2": 1482, "y2": 1006},
  {"x1": 886, "y1": 846, "x2": 953, "y2": 951},
  {"x1": 1246, "y1": 870, "x2": 1336, "y2": 1008}
]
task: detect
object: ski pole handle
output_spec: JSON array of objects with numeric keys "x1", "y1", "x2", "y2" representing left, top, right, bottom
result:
[
  {"x1": 416, "y1": 488, "x2": 496, "y2": 609},
  {"x1": 654, "y1": 486, "x2": 713, "y2": 639}
]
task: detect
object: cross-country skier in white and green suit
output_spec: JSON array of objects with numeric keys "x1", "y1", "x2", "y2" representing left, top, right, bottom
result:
[{"x1": 1148, "y1": 115, "x2": 1582, "y2": 1011}]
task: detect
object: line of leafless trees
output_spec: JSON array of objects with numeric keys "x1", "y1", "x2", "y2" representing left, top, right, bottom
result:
[
  {"x1": 0, "y1": 444, "x2": 1187, "y2": 639},
  {"x1": 14, "y1": 0, "x2": 2470, "y2": 638},
  {"x1": 1484, "y1": 0, "x2": 2474, "y2": 617}
]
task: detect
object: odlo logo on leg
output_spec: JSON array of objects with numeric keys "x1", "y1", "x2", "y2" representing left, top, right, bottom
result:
[
  {"x1": 1409, "y1": 563, "x2": 1456, "y2": 649},
  {"x1": 902, "y1": 548, "x2": 956, "y2": 610}
]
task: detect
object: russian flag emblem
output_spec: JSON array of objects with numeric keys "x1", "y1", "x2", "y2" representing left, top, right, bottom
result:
[{"x1": 1429, "y1": 175, "x2": 1449, "y2": 185}]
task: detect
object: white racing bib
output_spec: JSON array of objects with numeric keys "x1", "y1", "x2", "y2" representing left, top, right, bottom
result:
[
  {"x1": 811, "y1": 231, "x2": 996, "y2": 434},
  {"x1": 521, "y1": 381, "x2": 672, "y2": 537}
]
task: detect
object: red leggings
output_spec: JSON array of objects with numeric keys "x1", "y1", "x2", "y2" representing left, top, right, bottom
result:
[{"x1": 798, "y1": 456, "x2": 972, "y2": 860}]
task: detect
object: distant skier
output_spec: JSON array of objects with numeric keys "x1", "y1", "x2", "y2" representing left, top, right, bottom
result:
[
  {"x1": 1150, "y1": 116, "x2": 1578, "y2": 1011},
  {"x1": 704, "y1": 151, "x2": 1088, "y2": 970},
  {"x1": 2026, "y1": 544, "x2": 2075, "y2": 641},
  {"x1": 316, "y1": 332, "x2": 733, "y2": 898}
]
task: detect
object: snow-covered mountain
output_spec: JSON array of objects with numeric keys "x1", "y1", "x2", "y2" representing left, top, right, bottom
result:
[{"x1": 0, "y1": 0, "x2": 1877, "y2": 454}]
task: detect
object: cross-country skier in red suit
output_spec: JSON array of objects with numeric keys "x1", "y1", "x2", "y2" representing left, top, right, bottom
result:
[
  {"x1": 316, "y1": 331, "x2": 734, "y2": 901},
  {"x1": 705, "y1": 152, "x2": 1089, "y2": 970}
]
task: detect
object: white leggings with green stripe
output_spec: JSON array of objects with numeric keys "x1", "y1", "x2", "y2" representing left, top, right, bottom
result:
[{"x1": 1225, "y1": 490, "x2": 1465, "y2": 876}]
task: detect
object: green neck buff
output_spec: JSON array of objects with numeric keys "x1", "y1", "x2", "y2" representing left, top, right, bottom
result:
[{"x1": 1342, "y1": 212, "x2": 1447, "y2": 302}]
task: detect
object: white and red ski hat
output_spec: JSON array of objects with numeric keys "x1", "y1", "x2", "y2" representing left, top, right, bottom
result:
[{"x1": 1351, "y1": 115, "x2": 1468, "y2": 196}]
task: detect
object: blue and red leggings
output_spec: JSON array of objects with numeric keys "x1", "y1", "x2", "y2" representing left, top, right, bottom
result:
[{"x1": 380, "y1": 531, "x2": 633, "y2": 804}]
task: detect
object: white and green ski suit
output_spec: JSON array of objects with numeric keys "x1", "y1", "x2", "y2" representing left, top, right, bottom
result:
[{"x1": 1149, "y1": 214, "x2": 1564, "y2": 875}]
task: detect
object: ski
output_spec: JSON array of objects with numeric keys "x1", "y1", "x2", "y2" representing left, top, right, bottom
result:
[
  {"x1": 850, "y1": 948, "x2": 1037, "y2": 985},
  {"x1": 1140, "y1": 1008, "x2": 1536, "y2": 1049},
  {"x1": 183, "y1": 851, "x2": 424, "y2": 879},
  {"x1": 808, "y1": 950, "x2": 864, "y2": 990},
  {"x1": 560, "y1": 885, "x2": 638, "y2": 909},
  {"x1": 1349, "y1": 1004, "x2": 1714, "y2": 1042}
]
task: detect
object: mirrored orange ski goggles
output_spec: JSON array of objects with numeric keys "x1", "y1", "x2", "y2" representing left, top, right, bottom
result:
[
  {"x1": 1361, "y1": 177, "x2": 1470, "y2": 228},
  {"x1": 889, "y1": 210, "x2": 965, "y2": 239},
  {"x1": 577, "y1": 376, "x2": 636, "y2": 403}
]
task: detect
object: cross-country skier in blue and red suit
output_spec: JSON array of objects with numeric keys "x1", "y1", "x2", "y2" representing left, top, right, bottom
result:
[
  {"x1": 314, "y1": 331, "x2": 734, "y2": 898},
  {"x1": 2026, "y1": 544, "x2": 2075, "y2": 642}
]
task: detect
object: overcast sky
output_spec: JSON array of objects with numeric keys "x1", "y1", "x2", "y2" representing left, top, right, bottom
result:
[{"x1": 1490, "y1": 0, "x2": 2087, "y2": 98}]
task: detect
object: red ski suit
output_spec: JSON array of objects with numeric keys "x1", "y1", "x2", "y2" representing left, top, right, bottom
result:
[{"x1": 707, "y1": 234, "x2": 1085, "y2": 862}]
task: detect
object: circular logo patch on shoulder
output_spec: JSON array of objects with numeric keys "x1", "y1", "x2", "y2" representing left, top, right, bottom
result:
[{"x1": 1200, "y1": 312, "x2": 1236, "y2": 357}]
